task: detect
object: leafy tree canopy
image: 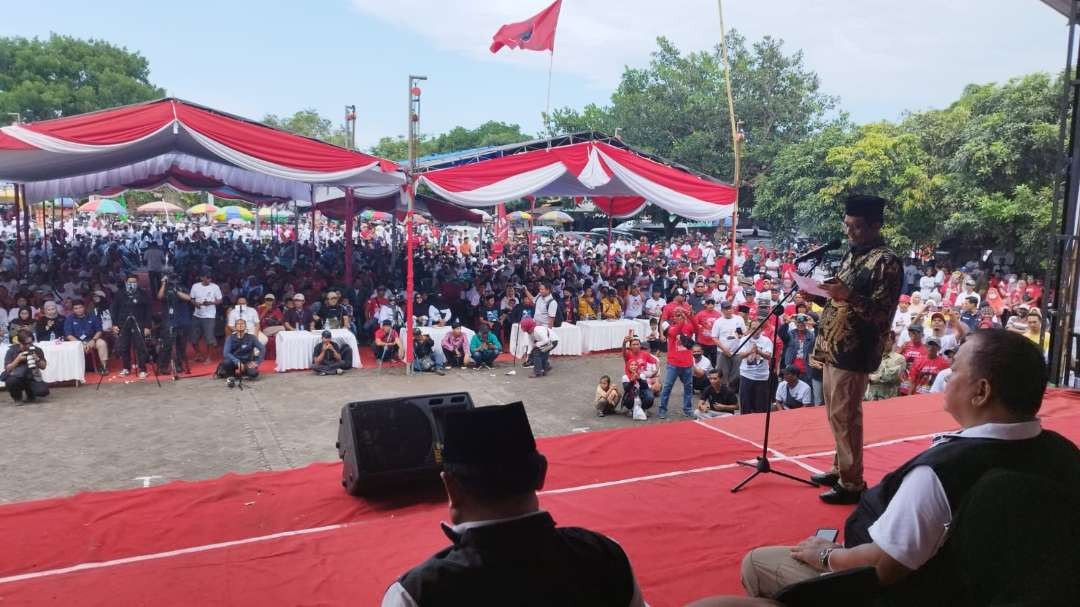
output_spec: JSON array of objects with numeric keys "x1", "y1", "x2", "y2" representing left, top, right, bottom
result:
[{"x1": 0, "y1": 34, "x2": 164, "y2": 124}]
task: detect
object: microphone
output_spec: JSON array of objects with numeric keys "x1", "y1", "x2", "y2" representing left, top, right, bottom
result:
[{"x1": 795, "y1": 240, "x2": 842, "y2": 264}]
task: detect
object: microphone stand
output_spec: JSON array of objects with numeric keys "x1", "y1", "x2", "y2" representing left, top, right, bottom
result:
[{"x1": 729, "y1": 255, "x2": 826, "y2": 493}]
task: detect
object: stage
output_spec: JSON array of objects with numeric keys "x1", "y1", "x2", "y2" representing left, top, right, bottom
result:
[{"x1": 2, "y1": 390, "x2": 1078, "y2": 606}]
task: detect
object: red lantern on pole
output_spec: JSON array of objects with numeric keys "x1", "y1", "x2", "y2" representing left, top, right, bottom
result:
[{"x1": 410, "y1": 86, "x2": 422, "y2": 98}]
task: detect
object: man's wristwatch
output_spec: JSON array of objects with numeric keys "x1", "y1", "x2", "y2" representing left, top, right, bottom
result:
[{"x1": 818, "y1": 547, "x2": 836, "y2": 572}]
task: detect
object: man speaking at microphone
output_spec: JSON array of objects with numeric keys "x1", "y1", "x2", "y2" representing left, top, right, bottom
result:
[{"x1": 811, "y1": 195, "x2": 902, "y2": 504}]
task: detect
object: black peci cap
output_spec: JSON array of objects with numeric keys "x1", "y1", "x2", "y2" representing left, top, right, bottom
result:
[
  {"x1": 442, "y1": 402, "x2": 537, "y2": 466},
  {"x1": 843, "y1": 194, "x2": 887, "y2": 223}
]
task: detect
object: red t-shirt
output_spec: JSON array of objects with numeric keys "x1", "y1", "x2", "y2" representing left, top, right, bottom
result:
[
  {"x1": 661, "y1": 301, "x2": 693, "y2": 322},
  {"x1": 665, "y1": 320, "x2": 696, "y2": 367},
  {"x1": 694, "y1": 309, "x2": 722, "y2": 345},
  {"x1": 900, "y1": 342, "x2": 928, "y2": 369},
  {"x1": 910, "y1": 355, "x2": 951, "y2": 393}
]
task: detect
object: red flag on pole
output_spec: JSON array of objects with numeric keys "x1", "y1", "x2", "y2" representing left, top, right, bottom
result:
[{"x1": 489, "y1": 0, "x2": 562, "y2": 53}]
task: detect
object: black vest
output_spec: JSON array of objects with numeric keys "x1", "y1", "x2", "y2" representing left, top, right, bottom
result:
[
  {"x1": 397, "y1": 512, "x2": 635, "y2": 607},
  {"x1": 844, "y1": 430, "x2": 1080, "y2": 605}
]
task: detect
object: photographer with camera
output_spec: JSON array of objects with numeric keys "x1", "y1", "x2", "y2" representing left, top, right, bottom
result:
[
  {"x1": 411, "y1": 327, "x2": 445, "y2": 375},
  {"x1": 110, "y1": 274, "x2": 151, "y2": 378},
  {"x1": 218, "y1": 318, "x2": 260, "y2": 387},
  {"x1": 3, "y1": 329, "x2": 47, "y2": 403},
  {"x1": 311, "y1": 330, "x2": 347, "y2": 376},
  {"x1": 157, "y1": 274, "x2": 193, "y2": 375}
]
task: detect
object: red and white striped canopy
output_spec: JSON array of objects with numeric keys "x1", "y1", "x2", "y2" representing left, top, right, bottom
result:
[
  {"x1": 0, "y1": 98, "x2": 403, "y2": 203},
  {"x1": 416, "y1": 141, "x2": 736, "y2": 221}
]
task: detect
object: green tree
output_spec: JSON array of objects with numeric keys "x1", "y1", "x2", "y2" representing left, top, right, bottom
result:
[
  {"x1": 550, "y1": 34, "x2": 837, "y2": 235},
  {"x1": 262, "y1": 109, "x2": 350, "y2": 147},
  {"x1": 752, "y1": 73, "x2": 1060, "y2": 270},
  {"x1": 0, "y1": 34, "x2": 164, "y2": 124},
  {"x1": 369, "y1": 120, "x2": 531, "y2": 161}
]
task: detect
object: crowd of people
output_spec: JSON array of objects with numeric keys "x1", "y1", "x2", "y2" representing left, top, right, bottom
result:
[{"x1": 0, "y1": 210, "x2": 1048, "y2": 402}]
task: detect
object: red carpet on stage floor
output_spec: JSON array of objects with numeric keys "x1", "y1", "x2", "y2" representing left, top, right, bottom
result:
[{"x1": 2, "y1": 390, "x2": 1079, "y2": 606}]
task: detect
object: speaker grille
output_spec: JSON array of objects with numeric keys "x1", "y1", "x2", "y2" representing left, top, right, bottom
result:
[{"x1": 352, "y1": 401, "x2": 434, "y2": 472}]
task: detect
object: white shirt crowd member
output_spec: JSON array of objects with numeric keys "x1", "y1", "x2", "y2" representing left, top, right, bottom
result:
[{"x1": 190, "y1": 282, "x2": 222, "y2": 319}]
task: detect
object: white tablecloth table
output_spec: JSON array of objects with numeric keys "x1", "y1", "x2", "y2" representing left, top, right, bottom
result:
[
  {"x1": 418, "y1": 325, "x2": 476, "y2": 366},
  {"x1": 275, "y1": 329, "x2": 361, "y2": 372},
  {"x1": 0, "y1": 340, "x2": 87, "y2": 386},
  {"x1": 509, "y1": 323, "x2": 583, "y2": 357},
  {"x1": 577, "y1": 319, "x2": 652, "y2": 353}
]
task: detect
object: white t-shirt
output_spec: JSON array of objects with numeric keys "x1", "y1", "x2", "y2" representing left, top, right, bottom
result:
[
  {"x1": 775, "y1": 380, "x2": 812, "y2": 407},
  {"x1": 867, "y1": 420, "x2": 1041, "y2": 570},
  {"x1": 227, "y1": 304, "x2": 260, "y2": 332},
  {"x1": 533, "y1": 294, "x2": 557, "y2": 326},
  {"x1": 190, "y1": 282, "x2": 222, "y2": 319},
  {"x1": 738, "y1": 335, "x2": 772, "y2": 381},
  {"x1": 644, "y1": 297, "x2": 666, "y2": 318},
  {"x1": 693, "y1": 354, "x2": 713, "y2": 374},
  {"x1": 624, "y1": 294, "x2": 644, "y2": 319},
  {"x1": 710, "y1": 314, "x2": 747, "y2": 353}
]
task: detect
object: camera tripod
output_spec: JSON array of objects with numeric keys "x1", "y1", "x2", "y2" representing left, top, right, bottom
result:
[{"x1": 98, "y1": 315, "x2": 162, "y2": 390}]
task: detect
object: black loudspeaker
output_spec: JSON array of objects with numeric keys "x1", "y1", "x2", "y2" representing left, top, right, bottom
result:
[{"x1": 336, "y1": 392, "x2": 474, "y2": 496}]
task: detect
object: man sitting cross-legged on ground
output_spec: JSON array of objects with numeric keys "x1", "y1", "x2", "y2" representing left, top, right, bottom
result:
[
  {"x1": 695, "y1": 369, "x2": 738, "y2": 419},
  {"x1": 312, "y1": 330, "x2": 348, "y2": 376},
  {"x1": 738, "y1": 329, "x2": 1080, "y2": 602},
  {"x1": 218, "y1": 318, "x2": 260, "y2": 387}
]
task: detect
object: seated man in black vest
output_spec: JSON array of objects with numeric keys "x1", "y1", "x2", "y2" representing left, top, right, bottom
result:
[
  {"x1": 739, "y1": 329, "x2": 1080, "y2": 601},
  {"x1": 381, "y1": 402, "x2": 647, "y2": 607}
]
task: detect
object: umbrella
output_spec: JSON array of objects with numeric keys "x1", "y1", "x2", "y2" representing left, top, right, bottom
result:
[
  {"x1": 215, "y1": 206, "x2": 255, "y2": 222},
  {"x1": 227, "y1": 217, "x2": 250, "y2": 226},
  {"x1": 472, "y1": 210, "x2": 493, "y2": 222},
  {"x1": 506, "y1": 211, "x2": 532, "y2": 222},
  {"x1": 258, "y1": 207, "x2": 293, "y2": 220},
  {"x1": 186, "y1": 203, "x2": 219, "y2": 215},
  {"x1": 136, "y1": 201, "x2": 184, "y2": 214},
  {"x1": 360, "y1": 209, "x2": 392, "y2": 222},
  {"x1": 78, "y1": 199, "x2": 127, "y2": 215},
  {"x1": 539, "y1": 210, "x2": 573, "y2": 224}
]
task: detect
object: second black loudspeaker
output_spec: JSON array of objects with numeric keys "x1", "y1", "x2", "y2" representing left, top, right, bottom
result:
[{"x1": 336, "y1": 392, "x2": 474, "y2": 496}]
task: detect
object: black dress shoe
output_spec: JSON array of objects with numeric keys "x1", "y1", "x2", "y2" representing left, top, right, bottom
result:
[
  {"x1": 810, "y1": 471, "x2": 840, "y2": 487},
  {"x1": 819, "y1": 486, "x2": 864, "y2": 505}
]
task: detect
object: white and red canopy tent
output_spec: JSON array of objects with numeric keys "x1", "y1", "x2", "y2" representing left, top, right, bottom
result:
[
  {"x1": 415, "y1": 137, "x2": 736, "y2": 220},
  {"x1": 396, "y1": 132, "x2": 738, "y2": 364},
  {"x1": 0, "y1": 98, "x2": 405, "y2": 280}
]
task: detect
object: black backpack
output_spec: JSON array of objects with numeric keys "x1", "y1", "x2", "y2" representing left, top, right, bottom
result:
[{"x1": 552, "y1": 294, "x2": 565, "y2": 327}]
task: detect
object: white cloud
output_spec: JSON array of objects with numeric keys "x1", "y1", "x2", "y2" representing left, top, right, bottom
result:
[{"x1": 351, "y1": 0, "x2": 1068, "y2": 121}]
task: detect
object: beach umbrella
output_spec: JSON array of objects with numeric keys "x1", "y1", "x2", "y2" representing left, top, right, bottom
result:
[
  {"x1": 215, "y1": 206, "x2": 254, "y2": 222},
  {"x1": 539, "y1": 210, "x2": 573, "y2": 224},
  {"x1": 186, "y1": 203, "x2": 219, "y2": 215},
  {"x1": 258, "y1": 207, "x2": 293, "y2": 220},
  {"x1": 78, "y1": 199, "x2": 127, "y2": 215},
  {"x1": 226, "y1": 217, "x2": 250, "y2": 226},
  {"x1": 506, "y1": 211, "x2": 532, "y2": 222},
  {"x1": 136, "y1": 201, "x2": 184, "y2": 214},
  {"x1": 360, "y1": 209, "x2": 392, "y2": 222}
]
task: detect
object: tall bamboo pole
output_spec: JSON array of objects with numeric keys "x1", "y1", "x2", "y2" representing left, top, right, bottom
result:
[{"x1": 718, "y1": 0, "x2": 742, "y2": 294}]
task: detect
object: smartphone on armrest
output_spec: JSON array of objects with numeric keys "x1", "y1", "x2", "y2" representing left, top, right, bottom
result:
[{"x1": 815, "y1": 528, "x2": 839, "y2": 543}]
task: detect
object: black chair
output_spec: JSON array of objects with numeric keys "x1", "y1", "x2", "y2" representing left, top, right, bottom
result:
[{"x1": 773, "y1": 468, "x2": 1080, "y2": 607}]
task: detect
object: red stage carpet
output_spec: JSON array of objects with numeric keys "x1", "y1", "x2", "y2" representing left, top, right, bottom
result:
[{"x1": 2, "y1": 390, "x2": 1079, "y2": 606}]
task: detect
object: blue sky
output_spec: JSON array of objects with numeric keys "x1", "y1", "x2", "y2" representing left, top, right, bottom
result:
[{"x1": 1, "y1": 1, "x2": 1069, "y2": 150}]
